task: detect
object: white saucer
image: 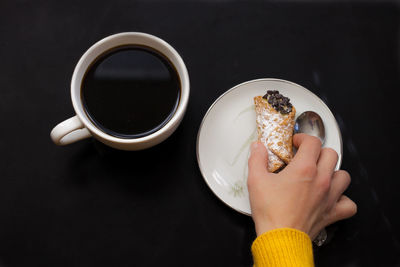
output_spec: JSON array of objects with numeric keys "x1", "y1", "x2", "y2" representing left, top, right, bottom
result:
[{"x1": 196, "y1": 78, "x2": 343, "y2": 215}]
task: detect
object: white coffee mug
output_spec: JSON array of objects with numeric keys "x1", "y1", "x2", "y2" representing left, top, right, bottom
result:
[{"x1": 50, "y1": 32, "x2": 190, "y2": 150}]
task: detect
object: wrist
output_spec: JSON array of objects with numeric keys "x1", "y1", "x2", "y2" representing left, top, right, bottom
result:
[
  {"x1": 255, "y1": 221, "x2": 311, "y2": 238},
  {"x1": 255, "y1": 222, "x2": 279, "y2": 237}
]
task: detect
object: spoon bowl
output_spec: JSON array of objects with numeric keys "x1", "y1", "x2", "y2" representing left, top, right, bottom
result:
[{"x1": 294, "y1": 111, "x2": 326, "y2": 144}]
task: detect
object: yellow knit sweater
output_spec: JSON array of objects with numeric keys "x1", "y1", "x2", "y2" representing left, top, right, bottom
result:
[{"x1": 251, "y1": 228, "x2": 314, "y2": 267}]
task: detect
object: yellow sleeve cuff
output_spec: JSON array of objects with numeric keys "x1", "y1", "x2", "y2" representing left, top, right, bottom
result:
[{"x1": 251, "y1": 228, "x2": 314, "y2": 267}]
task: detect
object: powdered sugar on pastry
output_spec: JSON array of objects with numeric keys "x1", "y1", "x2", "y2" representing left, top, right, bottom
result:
[
  {"x1": 255, "y1": 97, "x2": 285, "y2": 172},
  {"x1": 254, "y1": 94, "x2": 296, "y2": 172}
]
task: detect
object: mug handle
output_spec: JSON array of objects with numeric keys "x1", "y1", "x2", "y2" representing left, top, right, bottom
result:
[{"x1": 50, "y1": 116, "x2": 92, "y2": 145}]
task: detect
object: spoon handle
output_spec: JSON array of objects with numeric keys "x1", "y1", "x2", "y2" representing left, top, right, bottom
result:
[{"x1": 313, "y1": 228, "x2": 327, "y2": 246}]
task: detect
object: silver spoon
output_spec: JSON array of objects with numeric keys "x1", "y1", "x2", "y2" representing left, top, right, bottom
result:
[
  {"x1": 294, "y1": 111, "x2": 327, "y2": 246},
  {"x1": 294, "y1": 111, "x2": 325, "y2": 144}
]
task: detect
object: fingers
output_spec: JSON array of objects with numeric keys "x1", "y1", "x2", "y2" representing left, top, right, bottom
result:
[
  {"x1": 317, "y1": 148, "x2": 338, "y2": 175},
  {"x1": 248, "y1": 142, "x2": 269, "y2": 185},
  {"x1": 248, "y1": 142, "x2": 268, "y2": 174},
  {"x1": 327, "y1": 170, "x2": 351, "y2": 207},
  {"x1": 292, "y1": 134, "x2": 322, "y2": 164},
  {"x1": 315, "y1": 148, "x2": 338, "y2": 190},
  {"x1": 326, "y1": 195, "x2": 357, "y2": 225}
]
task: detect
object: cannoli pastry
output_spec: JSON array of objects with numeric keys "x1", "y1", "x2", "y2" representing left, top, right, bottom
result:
[{"x1": 254, "y1": 90, "x2": 296, "y2": 172}]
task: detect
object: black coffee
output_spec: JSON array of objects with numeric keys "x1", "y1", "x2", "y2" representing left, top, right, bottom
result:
[{"x1": 81, "y1": 45, "x2": 181, "y2": 138}]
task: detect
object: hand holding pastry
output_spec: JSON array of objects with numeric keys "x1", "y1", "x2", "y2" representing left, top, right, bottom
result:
[{"x1": 247, "y1": 133, "x2": 357, "y2": 239}]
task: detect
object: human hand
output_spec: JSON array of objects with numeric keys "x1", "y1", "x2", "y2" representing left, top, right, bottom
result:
[{"x1": 247, "y1": 133, "x2": 357, "y2": 239}]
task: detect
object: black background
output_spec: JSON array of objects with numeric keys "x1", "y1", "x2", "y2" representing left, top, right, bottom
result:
[{"x1": 1, "y1": 0, "x2": 400, "y2": 266}]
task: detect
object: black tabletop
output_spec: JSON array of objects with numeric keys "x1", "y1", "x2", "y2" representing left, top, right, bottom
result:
[{"x1": 1, "y1": 1, "x2": 400, "y2": 266}]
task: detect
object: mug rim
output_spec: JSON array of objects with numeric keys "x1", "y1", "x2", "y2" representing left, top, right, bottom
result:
[{"x1": 70, "y1": 32, "x2": 189, "y2": 144}]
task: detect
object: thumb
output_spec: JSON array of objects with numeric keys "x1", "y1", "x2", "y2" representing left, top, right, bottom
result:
[{"x1": 248, "y1": 141, "x2": 269, "y2": 179}]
